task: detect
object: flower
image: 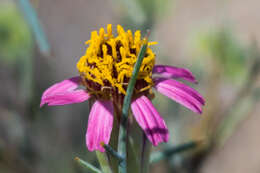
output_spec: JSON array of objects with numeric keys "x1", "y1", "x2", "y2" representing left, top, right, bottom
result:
[{"x1": 40, "y1": 24, "x2": 205, "y2": 152}]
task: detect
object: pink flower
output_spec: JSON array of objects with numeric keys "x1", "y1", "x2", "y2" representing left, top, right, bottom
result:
[{"x1": 40, "y1": 25, "x2": 205, "y2": 152}]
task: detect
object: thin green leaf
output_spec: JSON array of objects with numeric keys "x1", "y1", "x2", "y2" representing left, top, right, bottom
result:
[
  {"x1": 16, "y1": 0, "x2": 50, "y2": 55},
  {"x1": 150, "y1": 141, "x2": 200, "y2": 163},
  {"x1": 96, "y1": 152, "x2": 113, "y2": 173},
  {"x1": 75, "y1": 157, "x2": 103, "y2": 173},
  {"x1": 118, "y1": 32, "x2": 150, "y2": 173},
  {"x1": 102, "y1": 143, "x2": 125, "y2": 166}
]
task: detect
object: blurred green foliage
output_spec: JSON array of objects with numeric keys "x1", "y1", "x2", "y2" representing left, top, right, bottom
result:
[
  {"x1": 0, "y1": 3, "x2": 32, "y2": 64},
  {"x1": 118, "y1": 0, "x2": 171, "y2": 31},
  {"x1": 138, "y1": 0, "x2": 171, "y2": 20},
  {"x1": 195, "y1": 27, "x2": 247, "y2": 81}
]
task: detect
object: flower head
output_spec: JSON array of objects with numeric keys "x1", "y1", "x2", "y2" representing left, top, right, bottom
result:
[
  {"x1": 77, "y1": 24, "x2": 156, "y2": 102},
  {"x1": 41, "y1": 24, "x2": 205, "y2": 152}
]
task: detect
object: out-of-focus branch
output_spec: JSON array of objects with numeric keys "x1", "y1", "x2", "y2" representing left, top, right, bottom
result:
[{"x1": 214, "y1": 41, "x2": 260, "y2": 146}]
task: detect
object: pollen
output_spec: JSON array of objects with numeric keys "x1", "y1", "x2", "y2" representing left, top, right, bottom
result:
[{"x1": 77, "y1": 24, "x2": 157, "y2": 100}]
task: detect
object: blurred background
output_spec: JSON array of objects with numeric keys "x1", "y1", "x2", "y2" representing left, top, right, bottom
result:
[{"x1": 1, "y1": 0, "x2": 260, "y2": 172}]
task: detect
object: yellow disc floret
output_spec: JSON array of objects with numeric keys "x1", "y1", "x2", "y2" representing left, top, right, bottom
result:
[{"x1": 77, "y1": 24, "x2": 157, "y2": 99}]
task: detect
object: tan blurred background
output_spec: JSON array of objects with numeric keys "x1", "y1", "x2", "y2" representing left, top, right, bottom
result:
[{"x1": 1, "y1": 0, "x2": 260, "y2": 172}]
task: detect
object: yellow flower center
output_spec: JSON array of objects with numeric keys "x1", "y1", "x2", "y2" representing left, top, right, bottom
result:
[{"x1": 77, "y1": 24, "x2": 157, "y2": 100}]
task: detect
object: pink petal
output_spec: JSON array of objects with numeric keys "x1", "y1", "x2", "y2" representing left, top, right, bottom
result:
[
  {"x1": 40, "y1": 76, "x2": 90, "y2": 107},
  {"x1": 86, "y1": 100, "x2": 114, "y2": 152},
  {"x1": 152, "y1": 65, "x2": 197, "y2": 83},
  {"x1": 154, "y1": 78, "x2": 205, "y2": 114},
  {"x1": 131, "y1": 96, "x2": 169, "y2": 146}
]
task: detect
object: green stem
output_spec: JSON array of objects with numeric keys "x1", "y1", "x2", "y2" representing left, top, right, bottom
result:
[
  {"x1": 117, "y1": 32, "x2": 150, "y2": 173},
  {"x1": 140, "y1": 134, "x2": 151, "y2": 173},
  {"x1": 107, "y1": 117, "x2": 120, "y2": 173}
]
